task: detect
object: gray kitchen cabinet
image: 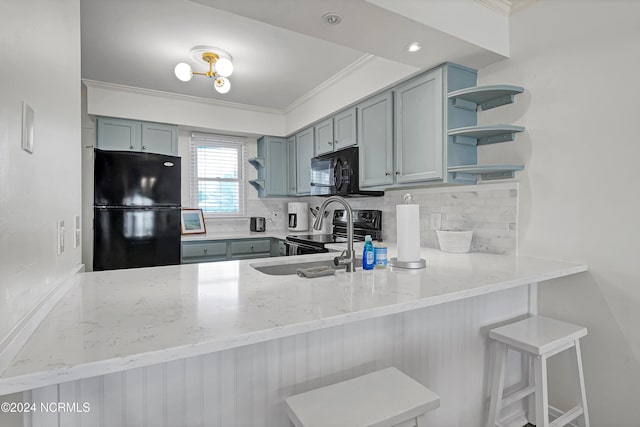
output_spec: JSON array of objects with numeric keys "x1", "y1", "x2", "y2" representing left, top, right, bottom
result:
[
  {"x1": 96, "y1": 117, "x2": 178, "y2": 156},
  {"x1": 97, "y1": 117, "x2": 140, "y2": 152},
  {"x1": 230, "y1": 239, "x2": 271, "y2": 259},
  {"x1": 394, "y1": 68, "x2": 444, "y2": 183},
  {"x1": 295, "y1": 127, "x2": 314, "y2": 195},
  {"x1": 357, "y1": 91, "x2": 394, "y2": 188},
  {"x1": 286, "y1": 136, "x2": 297, "y2": 196},
  {"x1": 141, "y1": 122, "x2": 178, "y2": 155},
  {"x1": 181, "y1": 238, "x2": 282, "y2": 263},
  {"x1": 314, "y1": 107, "x2": 356, "y2": 155},
  {"x1": 181, "y1": 241, "x2": 228, "y2": 264},
  {"x1": 249, "y1": 136, "x2": 288, "y2": 197}
]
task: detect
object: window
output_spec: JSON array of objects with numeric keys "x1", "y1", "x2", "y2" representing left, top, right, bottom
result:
[{"x1": 190, "y1": 133, "x2": 247, "y2": 217}]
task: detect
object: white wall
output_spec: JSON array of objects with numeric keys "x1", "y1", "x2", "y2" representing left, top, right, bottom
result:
[
  {"x1": 284, "y1": 56, "x2": 418, "y2": 135},
  {"x1": 477, "y1": 1, "x2": 640, "y2": 424},
  {"x1": 85, "y1": 81, "x2": 285, "y2": 137},
  {"x1": 0, "y1": 0, "x2": 81, "y2": 424}
]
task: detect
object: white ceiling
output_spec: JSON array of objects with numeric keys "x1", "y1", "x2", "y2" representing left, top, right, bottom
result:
[{"x1": 81, "y1": 0, "x2": 518, "y2": 111}]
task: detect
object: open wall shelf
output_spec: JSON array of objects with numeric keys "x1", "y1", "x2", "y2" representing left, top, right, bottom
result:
[
  {"x1": 448, "y1": 85, "x2": 524, "y2": 111},
  {"x1": 248, "y1": 157, "x2": 265, "y2": 169},
  {"x1": 449, "y1": 125, "x2": 525, "y2": 146},
  {"x1": 448, "y1": 164, "x2": 524, "y2": 180},
  {"x1": 248, "y1": 179, "x2": 265, "y2": 191}
]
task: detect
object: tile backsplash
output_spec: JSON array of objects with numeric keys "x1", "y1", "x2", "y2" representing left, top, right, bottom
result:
[
  {"x1": 309, "y1": 182, "x2": 518, "y2": 255},
  {"x1": 213, "y1": 182, "x2": 518, "y2": 255}
]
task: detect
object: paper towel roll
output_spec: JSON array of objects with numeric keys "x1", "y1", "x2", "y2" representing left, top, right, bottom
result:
[{"x1": 396, "y1": 204, "x2": 421, "y2": 262}]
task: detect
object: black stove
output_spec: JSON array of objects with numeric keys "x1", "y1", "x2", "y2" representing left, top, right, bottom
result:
[{"x1": 285, "y1": 209, "x2": 382, "y2": 255}]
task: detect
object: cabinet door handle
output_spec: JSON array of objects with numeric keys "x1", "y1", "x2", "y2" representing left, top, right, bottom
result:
[
  {"x1": 142, "y1": 145, "x2": 147, "y2": 150},
  {"x1": 250, "y1": 246, "x2": 254, "y2": 251},
  {"x1": 385, "y1": 172, "x2": 391, "y2": 176},
  {"x1": 395, "y1": 171, "x2": 400, "y2": 175},
  {"x1": 129, "y1": 145, "x2": 134, "y2": 150},
  {"x1": 327, "y1": 141, "x2": 333, "y2": 145},
  {"x1": 203, "y1": 248, "x2": 208, "y2": 253}
]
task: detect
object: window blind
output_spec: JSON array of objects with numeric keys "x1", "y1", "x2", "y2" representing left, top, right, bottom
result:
[{"x1": 190, "y1": 133, "x2": 247, "y2": 217}]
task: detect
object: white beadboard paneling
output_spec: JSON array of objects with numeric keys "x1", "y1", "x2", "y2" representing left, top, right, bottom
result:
[{"x1": 25, "y1": 287, "x2": 529, "y2": 427}]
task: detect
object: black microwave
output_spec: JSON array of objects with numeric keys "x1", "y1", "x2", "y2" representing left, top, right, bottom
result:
[{"x1": 310, "y1": 147, "x2": 384, "y2": 197}]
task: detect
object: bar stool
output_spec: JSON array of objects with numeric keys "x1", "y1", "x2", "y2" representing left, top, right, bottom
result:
[
  {"x1": 285, "y1": 367, "x2": 440, "y2": 427},
  {"x1": 486, "y1": 316, "x2": 589, "y2": 427}
]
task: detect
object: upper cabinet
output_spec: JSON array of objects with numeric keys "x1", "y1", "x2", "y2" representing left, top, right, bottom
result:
[
  {"x1": 97, "y1": 117, "x2": 178, "y2": 156},
  {"x1": 394, "y1": 67, "x2": 445, "y2": 183},
  {"x1": 249, "y1": 136, "x2": 288, "y2": 197},
  {"x1": 357, "y1": 91, "x2": 394, "y2": 187},
  {"x1": 286, "y1": 136, "x2": 297, "y2": 196},
  {"x1": 294, "y1": 127, "x2": 315, "y2": 195},
  {"x1": 314, "y1": 108, "x2": 356, "y2": 155}
]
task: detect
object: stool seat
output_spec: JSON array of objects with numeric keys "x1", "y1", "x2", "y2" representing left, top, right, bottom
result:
[
  {"x1": 285, "y1": 367, "x2": 440, "y2": 427},
  {"x1": 489, "y1": 316, "x2": 587, "y2": 356}
]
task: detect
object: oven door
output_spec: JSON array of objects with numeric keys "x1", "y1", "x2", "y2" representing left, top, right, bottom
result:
[{"x1": 283, "y1": 240, "x2": 329, "y2": 256}]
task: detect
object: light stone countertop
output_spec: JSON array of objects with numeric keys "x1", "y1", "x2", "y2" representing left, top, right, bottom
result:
[{"x1": 0, "y1": 247, "x2": 587, "y2": 395}]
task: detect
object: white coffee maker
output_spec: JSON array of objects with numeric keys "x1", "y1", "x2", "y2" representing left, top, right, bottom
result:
[{"x1": 288, "y1": 202, "x2": 308, "y2": 232}]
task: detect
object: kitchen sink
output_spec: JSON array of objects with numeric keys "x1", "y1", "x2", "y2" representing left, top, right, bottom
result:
[{"x1": 251, "y1": 259, "x2": 345, "y2": 276}]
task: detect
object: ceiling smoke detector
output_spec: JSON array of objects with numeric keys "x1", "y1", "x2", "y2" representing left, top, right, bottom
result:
[{"x1": 322, "y1": 12, "x2": 342, "y2": 25}]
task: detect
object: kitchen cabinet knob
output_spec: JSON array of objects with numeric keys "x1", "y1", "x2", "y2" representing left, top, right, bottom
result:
[
  {"x1": 142, "y1": 145, "x2": 147, "y2": 150},
  {"x1": 327, "y1": 141, "x2": 333, "y2": 145},
  {"x1": 203, "y1": 248, "x2": 208, "y2": 253},
  {"x1": 129, "y1": 145, "x2": 134, "y2": 150},
  {"x1": 395, "y1": 171, "x2": 400, "y2": 175},
  {"x1": 250, "y1": 246, "x2": 254, "y2": 250},
  {"x1": 385, "y1": 172, "x2": 391, "y2": 176}
]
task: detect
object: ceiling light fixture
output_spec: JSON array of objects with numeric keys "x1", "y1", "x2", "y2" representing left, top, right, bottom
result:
[
  {"x1": 322, "y1": 12, "x2": 342, "y2": 25},
  {"x1": 406, "y1": 42, "x2": 422, "y2": 53},
  {"x1": 174, "y1": 46, "x2": 233, "y2": 94}
]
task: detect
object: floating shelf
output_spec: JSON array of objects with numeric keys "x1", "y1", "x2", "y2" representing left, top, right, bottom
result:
[
  {"x1": 248, "y1": 179, "x2": 265, "y2": 191},
  {"x1": 448, "y1": 125, "x2": 524, "y2": 146},
  {"x1": 248, "y1": 157, "x2": 265, "y2": 169},
  {"x1": 448, "y1": 85, "x2": 524, "y2": 111},
  {"x1": 448, "y1": 164, "x2": 524, "y2": 180}
]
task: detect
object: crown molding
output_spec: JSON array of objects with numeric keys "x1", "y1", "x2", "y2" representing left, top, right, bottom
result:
[
  {"x1": 475, "y1": 0, "x2": 537, "y2": 16},
  {"x1": 474, "y1": 0, "x2": 512, "y2": 16},
  {"x1": 82, "y1": 79, "x2": 285, "y2": 115},
  {"x1": 284, "y1": 54, "x2": 376, "y2": 114}
]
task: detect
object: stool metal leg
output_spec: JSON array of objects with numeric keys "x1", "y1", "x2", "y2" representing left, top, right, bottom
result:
[
  {"x1": 533, "y1": 355, "x2": 549, "y2": 427},
  {"x1": 571, "y1": 339, "x2": 590, "y2": 427},
  {"x1": 486, "y1": 341, "x2": 507, "y2": 427}
]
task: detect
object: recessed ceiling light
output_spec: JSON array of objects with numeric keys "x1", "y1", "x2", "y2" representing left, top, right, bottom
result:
[
  {"x1": 406, "y1": 42, "x2": 422, "y2": 53},
  {"x1": 322, "y1": 12, "x2": 342, "y2": 25}
]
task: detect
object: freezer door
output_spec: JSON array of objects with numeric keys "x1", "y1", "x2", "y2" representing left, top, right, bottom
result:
[
  {"x1": 94, "y1": 149, "x2": 181, "y2": 207},
  {"x1": 93, "y1": 207, "x2": 181, "y2": 271}
]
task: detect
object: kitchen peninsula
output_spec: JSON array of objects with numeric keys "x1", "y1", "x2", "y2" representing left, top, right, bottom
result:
[{"x1": 0, "y1": 247, "x2": 586, "y2": 426}]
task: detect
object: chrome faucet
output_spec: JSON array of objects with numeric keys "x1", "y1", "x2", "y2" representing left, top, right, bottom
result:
[{"x1": 313, "y1": 195, "x2": 356, "y2": 272}]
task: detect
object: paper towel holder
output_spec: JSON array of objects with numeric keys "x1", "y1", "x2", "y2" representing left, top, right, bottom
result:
[{"x1": 389, "y1": 193, "x2": 426, "y2": 269}]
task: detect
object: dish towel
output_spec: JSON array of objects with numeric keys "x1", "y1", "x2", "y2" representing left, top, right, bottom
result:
[{"x1": 296, "y1": 266, "x2": 336, "y2": 278}]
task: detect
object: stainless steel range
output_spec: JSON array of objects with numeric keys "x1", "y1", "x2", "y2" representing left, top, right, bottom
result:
[{"x1": 285, "y1": 209, "x2": 382, "y2": 255}]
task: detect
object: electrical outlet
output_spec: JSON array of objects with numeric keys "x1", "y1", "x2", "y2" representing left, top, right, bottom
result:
[
  {"x1": 74, "y1": 215, "x2": 81, "y2": 248},
  {"x1": 57, "y1": 220, "x2": 65, "y2": 255},
  {"x1": 430, "y1": 213, "x2": 442, "y2": 230}
]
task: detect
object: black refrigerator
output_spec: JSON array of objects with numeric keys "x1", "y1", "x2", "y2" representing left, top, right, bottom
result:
[{"x1": 93, "y1": 149, "x2": 181, "y2": 271}]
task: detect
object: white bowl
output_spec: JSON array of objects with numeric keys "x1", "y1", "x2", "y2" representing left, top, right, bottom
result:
[{"x1": 436, "y1": 230, "x2": 473, "y2": 253}]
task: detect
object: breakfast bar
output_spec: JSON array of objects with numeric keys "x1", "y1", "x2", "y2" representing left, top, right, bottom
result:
[{"x1": 0, "y1": 248, "x2": 586, "y2": 426}]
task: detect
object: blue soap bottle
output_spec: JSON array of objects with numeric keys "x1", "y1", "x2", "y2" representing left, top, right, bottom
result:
[{"x1": 362, "y1": 235, "x2": 375, "y2": 270}]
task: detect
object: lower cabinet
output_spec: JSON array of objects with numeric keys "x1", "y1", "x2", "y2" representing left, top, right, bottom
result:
[{"x1": 181, "y1": 238, "x2": 285, "y2": 263}]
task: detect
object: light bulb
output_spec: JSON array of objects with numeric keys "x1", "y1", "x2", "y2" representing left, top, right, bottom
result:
[
  {"x1": 174, "y1": 63, "x2": 192, "y2": 81},
  {"x1": 215, "y1": 57, "x2": 233, "y2": 77},
  {"x1": 214, "y1": 77, "x2": 231, "y2": 94}
]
